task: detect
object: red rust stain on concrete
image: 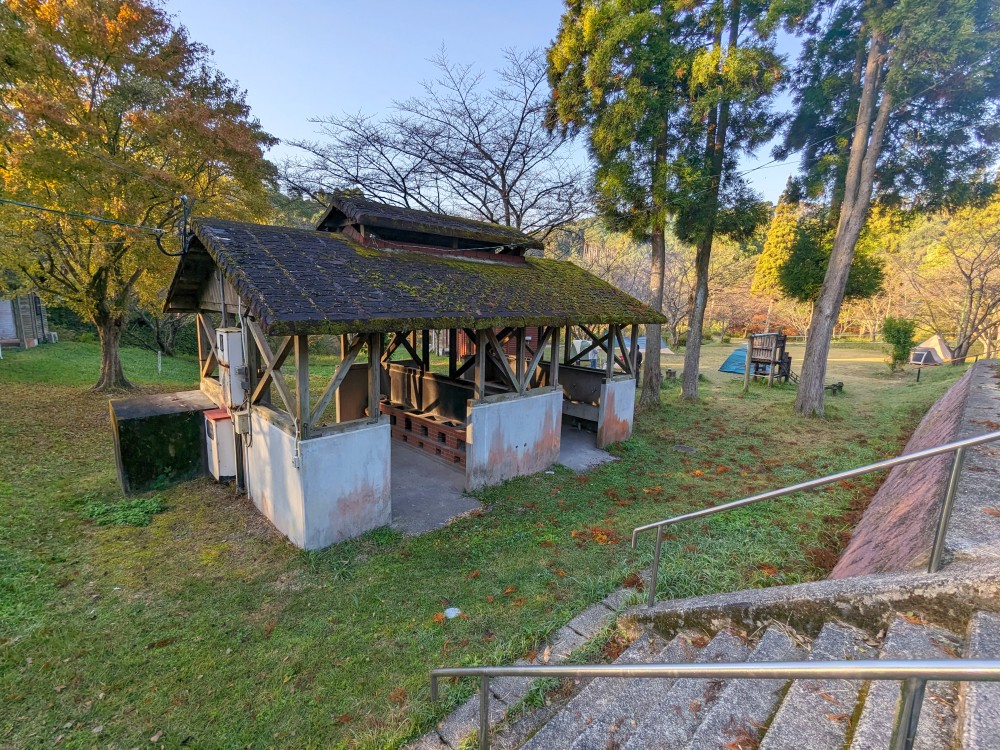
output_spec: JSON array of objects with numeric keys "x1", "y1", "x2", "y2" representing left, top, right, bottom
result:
[
  {"x1": 470, "y1": 397, "x2": 561, "y2": 488},
  {"x1": 597, "y1": 387, "x2": 633, "y2": 448},
  {"x1": 830, "y1": 368, "x2": 974, "y2": 579}
]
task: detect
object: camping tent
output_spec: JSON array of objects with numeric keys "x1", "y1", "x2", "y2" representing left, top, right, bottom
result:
[
  {"x1": 910, "y1": 334, "x2": 953, "y2": 366},
  {"x1": 719, "y1": 345, "x2": 748, "y2": 375}
]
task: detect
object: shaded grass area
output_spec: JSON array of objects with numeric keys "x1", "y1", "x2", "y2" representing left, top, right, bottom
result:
[{"x1": 0, "y1": 342, "x2": 968, "y2": 749}]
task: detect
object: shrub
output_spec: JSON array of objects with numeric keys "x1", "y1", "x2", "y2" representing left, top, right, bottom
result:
[{"x1": 882, "y1": 317, "x2": 917, "y2": 372}]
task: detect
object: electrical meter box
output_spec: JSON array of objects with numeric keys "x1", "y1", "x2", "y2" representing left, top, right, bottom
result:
[
  {"x1": 204, "y1": 408, "x2": 236, "y2": 481},
  {"x1": 216, "y1": 328, "x2": 247, "y2": 409}
]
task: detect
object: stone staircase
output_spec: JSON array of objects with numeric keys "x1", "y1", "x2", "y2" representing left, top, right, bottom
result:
[{"x1": 510, "y1": 611, "x2": 1000, "y2": 750}]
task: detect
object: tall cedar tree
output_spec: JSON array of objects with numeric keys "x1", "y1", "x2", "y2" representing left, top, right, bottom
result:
[
  {"x1": 547, "y1": 0, "x2": 784, "y2": 406},
  {"x1": 782, "y1": 0, "x2": 1000, "y2": 416},
  {"x1": 0, "y1": 0, "x2": 274, "y2": 390}
]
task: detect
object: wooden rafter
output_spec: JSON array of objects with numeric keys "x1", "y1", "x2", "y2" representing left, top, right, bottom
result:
[{"x1": 310, "y1": 334, "x2": 365, "y2": 425}]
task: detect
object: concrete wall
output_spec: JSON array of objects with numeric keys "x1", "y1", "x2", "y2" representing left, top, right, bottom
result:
[
  {"x1": 597, "y1": 375, "x2": 636, "y2": 448},
  {"x1": 830, "y1": 367, "x2": 974, "y2": 578},
  {"x1": 466, "y1": 387, "x2": 562, "y2": 490},
  {"x1": 246, "y1": 409, "x2": 391, "y2": 550}
]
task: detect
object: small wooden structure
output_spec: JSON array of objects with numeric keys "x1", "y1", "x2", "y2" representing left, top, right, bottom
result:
[
  {"x1": 744, "y1": 333, "x2": 792, "y2": 387},
  {"x1": 157, "y1": 193, "x2": 664, "y2": 549}
]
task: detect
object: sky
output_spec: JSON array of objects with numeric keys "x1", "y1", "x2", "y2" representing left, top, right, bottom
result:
[{"x1": 165, "y1": 0, "x2": 797, "y2": 204}]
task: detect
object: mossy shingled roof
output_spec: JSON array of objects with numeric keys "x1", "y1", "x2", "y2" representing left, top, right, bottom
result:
[
  {"x1": 165, "y1": 218, "x2": 665, "y2": 335},
  {"x1": 317, "y1": 193, "x2": 544, "y2": 250}
]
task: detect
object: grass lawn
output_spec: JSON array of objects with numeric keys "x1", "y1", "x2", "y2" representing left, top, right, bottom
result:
[{"x1": 0, "y1": 340, "x2": 969, "y2": 749}]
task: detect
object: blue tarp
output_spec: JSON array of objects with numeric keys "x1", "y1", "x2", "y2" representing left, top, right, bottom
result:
[{"x1": 719, "y1": 345, "x2": 748, "y2": 375}]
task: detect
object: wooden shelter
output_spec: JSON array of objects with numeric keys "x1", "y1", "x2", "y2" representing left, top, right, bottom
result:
[{"x1": 162, "y1": 195, "x2": 664, "y2": 549}]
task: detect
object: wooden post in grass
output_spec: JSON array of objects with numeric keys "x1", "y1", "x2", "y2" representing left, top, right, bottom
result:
[{"x1": 743, "y1": 334, "x2": 752, "y2": 393}]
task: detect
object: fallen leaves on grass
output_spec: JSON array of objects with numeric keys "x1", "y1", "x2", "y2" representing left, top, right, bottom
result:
[
  {"x1": 431, "y1": 613, "x2": 446, "y2": 625},
  {"x1": 570, "y1": 526, "x2": 621, "y2": 545},
  {"x1": 466, "y1": 569, "x2": 481, "y2": 579},
  {"x1": 755, "y1": 563, "x2": 779, "y2": 576},
  {"x1": 388, "y1": 687, "x2": 407, "y2": 706},
  {"x1": 502, "y1": 585, "x2": 518, "y2": 596},
  {"x1": 622, "y1": 572, "x2": 645, "y2": 591}
]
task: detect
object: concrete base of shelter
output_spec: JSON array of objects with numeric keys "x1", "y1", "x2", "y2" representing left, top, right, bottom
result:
[
  {"x1": 245, "y1": 411, "x2": 392, "y2": 550},
  {"x1": 466, "y1": 386, "x2": 563, "y2": 491},
  {"x1": 391, "y1": 442, "x2": 480, "y2": 535},
  {"x1": 596, "y1": 375, "x2": 636, "y2": 448}
]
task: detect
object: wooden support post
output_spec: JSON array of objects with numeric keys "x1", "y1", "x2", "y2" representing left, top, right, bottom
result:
[
  {"x1": 516, "y1": 327, "x2": 526, "y2": 393},
  {"x1": 368, "y1": 333, "x2": 383, "y2": 423},
  {"x1": 550, "y1": 326, "x2": 560, "y2": 387},
  {"x1": 449, "y1": 329, "x2": 458, "y2": 379},
  {"x1": 606, "y1": 325, "x2": 616, "y2": 378},
  {"x1": 767, "y1": 337, "x2": 776, "y2": 387},
  {"x1": 294, "y1": 336, "x2": 310, "y2": 439},
  {"x1": 475, "y1": 330, "x2": 488, "y2": 401},
  {"x1": 421, "y1": 329, "x2": 430, "y2": 371},
  {"x1": 743, "y1": 334, "x2": 753, "y2": 393},
  {"x1": 630, "y1": 324, "x2": 639, "y2": 382}
]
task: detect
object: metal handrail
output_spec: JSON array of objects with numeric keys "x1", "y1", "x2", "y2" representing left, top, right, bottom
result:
[
  {"x1": 429, "y1": 658, "x2": 1000, "y2": 750},
  {"x1": 632, "y1": 429, "x2": 1000, "y2": 607}
]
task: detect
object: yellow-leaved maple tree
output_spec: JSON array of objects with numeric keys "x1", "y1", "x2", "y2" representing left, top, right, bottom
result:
[{"x1": 0, "y1": 0, "x2": 275, "y2": 388}]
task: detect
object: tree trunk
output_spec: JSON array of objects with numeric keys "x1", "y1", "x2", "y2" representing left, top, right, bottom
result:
[
  {"x1": 639, "y1": 223, "x2": 666, "y2": 408},
  {"x1": 680, "y1": 0, "x2": 738, "y2": 401},
  {"x1": 94, "y1": 312, "x2": 132, "y2": 391},
  {"x1": 682, "y1": 239, "x2": 712, "y2": 398},
  {"x1": 795, "y1": 31, "x2": 892, "y2": 417}
]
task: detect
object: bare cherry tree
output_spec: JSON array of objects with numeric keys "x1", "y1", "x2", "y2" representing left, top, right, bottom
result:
[{"x1": 283, "y1": 48, "x2": 586, "y2": 238}]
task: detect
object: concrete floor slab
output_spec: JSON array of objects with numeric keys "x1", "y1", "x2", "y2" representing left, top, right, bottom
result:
[
  {"x1": 390, "y1": 443, "x2": 480, "y2": 535},
  {"x1": 558, "y1": 425, "x2": 616, "y2": 473}
]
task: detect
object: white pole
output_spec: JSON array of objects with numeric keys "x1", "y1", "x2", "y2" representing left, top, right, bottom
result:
[{"x1": 157, "y1": 350, "x2": 162, "y2": 374}]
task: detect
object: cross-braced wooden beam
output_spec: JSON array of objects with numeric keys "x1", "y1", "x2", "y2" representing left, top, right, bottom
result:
[
  {"x1": 197, "y1": 314, "x2": 219, "y2": 378},
  {"x1": 246, "y1": 319, "x2": 295, "y2": 414},
  {"x1": 310, "y1": 333, "x2": 365, "y2": 425}
]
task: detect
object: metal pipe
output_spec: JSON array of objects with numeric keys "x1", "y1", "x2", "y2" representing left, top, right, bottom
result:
[
  {"x1": 928, "y1": 445, "x2": 967, "y2": 573},
  {"x1": 430, "y1": 658, "x2": 1000, "y2": 682},
  {"x1": 891, "y1": 677, "x2": 926, "y2": 750},
  {"x1": 430, "y1": 675, "x2": 438, "y2": 703},
  {"x1": 648, "y1": 526, "x2": 664, "y2": 607},
  {"x1": 632, "y1": 430, "x2": 1000, "y2": 547}
]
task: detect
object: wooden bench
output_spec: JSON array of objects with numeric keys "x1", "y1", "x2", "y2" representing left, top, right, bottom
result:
[{"x1": 380, "y1": 401, "x2": 467, "y2": 467}]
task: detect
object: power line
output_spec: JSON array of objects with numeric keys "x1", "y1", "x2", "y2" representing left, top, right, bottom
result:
[{"x1": 0, "y1": 197, "x2": 166, "y2": 234}]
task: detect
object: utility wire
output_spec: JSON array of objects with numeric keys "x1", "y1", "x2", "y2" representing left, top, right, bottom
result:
[{"x1": 0, "y1": 197, "x2": 166, "y2": 234}]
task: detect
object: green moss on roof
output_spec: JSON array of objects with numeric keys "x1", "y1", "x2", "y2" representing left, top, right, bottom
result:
[{"x1": 165, "y1": 218, "x2": 666, "y2": 335}]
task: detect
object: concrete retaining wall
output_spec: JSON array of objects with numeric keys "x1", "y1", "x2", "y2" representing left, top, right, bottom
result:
[
  {"x1": 466, "y1": 387, "x2": 562, "y2": 490},
  {"x1": 246, "y1": 410, "x2": 391, "y2": 549},
  {"x1": 830, "y1": 366, "x2": 975, "y2": 578},
  {"x1": 597, "y1": 375, "x2": 636, "y2": 448}
]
